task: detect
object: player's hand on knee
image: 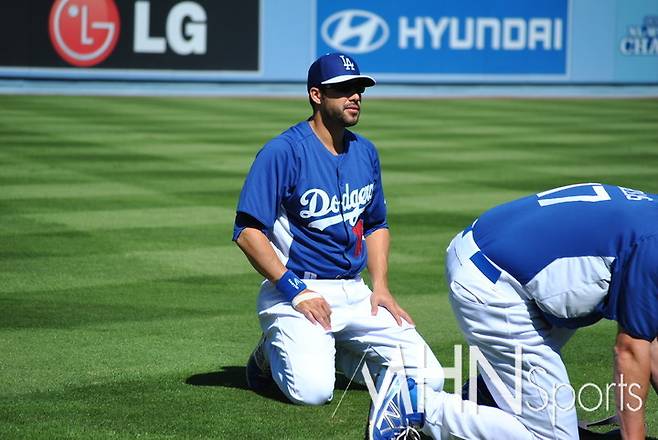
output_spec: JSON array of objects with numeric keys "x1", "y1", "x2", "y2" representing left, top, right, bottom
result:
[
  {"x1": 293, "y1": 290, "x2": 332, "y2": 330},
  {"x1": 370, "y1": 288, "x2": 415, "y2": 326}
]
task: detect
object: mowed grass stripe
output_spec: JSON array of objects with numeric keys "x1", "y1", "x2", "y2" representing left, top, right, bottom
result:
[
  {"x1": 0, "y1": 224, "x2": 230, "y2": 259},
  {"x1": 0, "y1": 182, "x2": 159, "y2": 200},
  {"x1": 0, "y1": 206, "x2": 236, "y2": 237},
  {"x1": 1, "y1": 96, "x2": 288, "y2": 150},
  {"x1": 20, "y1": 206, "x2": 235, "y2": 230},
  {"x1": 1, "y1": 245, "x2": 249, "y2": 294}
]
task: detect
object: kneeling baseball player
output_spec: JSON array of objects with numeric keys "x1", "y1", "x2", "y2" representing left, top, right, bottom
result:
[
  {"x1": 369, "y1": 183, "x2": 658, "y2": 440},
  {"x1": 233, "y1": 53, "x2": 444, "y2": 407}
]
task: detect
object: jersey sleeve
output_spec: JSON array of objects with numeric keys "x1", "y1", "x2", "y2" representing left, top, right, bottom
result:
[
  {"x1": 363, "y1": 146, "x2": 388, "y2": 236},
  {"x1": 232, "y1": 139, "x2": 296, "y2": 241},
  {"x1": 615, "y1": 235, "x2": 658, "y2": 341}
]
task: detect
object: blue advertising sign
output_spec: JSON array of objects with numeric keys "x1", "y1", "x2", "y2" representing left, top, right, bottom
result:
[{"x1": 316, "y1": 0, "x2": 569, "y2": 77}]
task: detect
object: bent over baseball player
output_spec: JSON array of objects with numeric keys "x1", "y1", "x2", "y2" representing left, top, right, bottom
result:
[
  {"x1": 233, "y1": 53, "x2": 443, "y2": 406},
  {"x1": 370, "y1": 183, "x2": 658, "y2": 440}
]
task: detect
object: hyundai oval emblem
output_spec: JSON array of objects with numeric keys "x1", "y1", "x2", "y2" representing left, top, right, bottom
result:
[{"x1": 321, "y1": 9, "x2": 389, "y2": 54}]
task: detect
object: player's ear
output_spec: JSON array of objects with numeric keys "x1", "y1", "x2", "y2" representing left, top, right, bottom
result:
[{"x1": 309, "y1": 87, "x2": 323, "y2": 106}]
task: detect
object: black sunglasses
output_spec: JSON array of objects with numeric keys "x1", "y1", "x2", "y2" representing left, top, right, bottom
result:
[{"x1": 323, "y1": 83, "x2": 366, "y2": 95}]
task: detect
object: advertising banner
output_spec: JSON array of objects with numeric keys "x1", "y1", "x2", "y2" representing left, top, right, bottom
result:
[
  {"x1": 316, "y1": 0, "x2": 569, "y2": 78},
  {"x1": 0, "y1": 0, "x2": 655, "y2": 84},
  {"x1": 0, "y1": 0, "x2": 260, "y2": 72}
]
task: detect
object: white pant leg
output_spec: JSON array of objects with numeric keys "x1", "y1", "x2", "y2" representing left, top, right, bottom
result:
[
  {"x1": 334, "y1": 280, "x2": 445, "y2": 395},
  {"x1": 424, "y1": 233, "x2": 578, "y2": 440},
  {"x1": 423, "y1": 390, "x2": 534, "y2": 440},
  {"x1": 257, "y1": 281, "x2": 341, "y2": 406}
]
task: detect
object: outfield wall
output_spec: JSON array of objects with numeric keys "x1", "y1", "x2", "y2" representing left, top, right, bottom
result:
[{"x1": 0, "y1": 0, "x2": 656, "y2": 84}]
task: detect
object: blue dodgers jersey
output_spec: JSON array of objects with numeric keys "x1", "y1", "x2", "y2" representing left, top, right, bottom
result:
[
  {"x1": 233, "y1": 121, "x2": 388, "y2": 279},
  {"x1": 472, "y1": 183, "x2": 658, "y2": 340}
]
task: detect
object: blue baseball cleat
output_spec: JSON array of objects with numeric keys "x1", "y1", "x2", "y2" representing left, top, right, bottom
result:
[
  {"x1": 245, "y1": 334, "x2": 273, "y2": 391},
  {"x1": 368, "y1": 372, "x2": 424, "y2": 440}
]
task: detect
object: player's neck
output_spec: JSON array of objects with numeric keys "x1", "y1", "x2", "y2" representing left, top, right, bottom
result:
[{"x1": 309, "y1": 115, "x2": 345, "y2": 155}]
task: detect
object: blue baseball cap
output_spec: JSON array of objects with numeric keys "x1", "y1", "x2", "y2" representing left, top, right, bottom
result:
[{"x1": 307, "y1": 53, "x2": 376, "y2": 91}]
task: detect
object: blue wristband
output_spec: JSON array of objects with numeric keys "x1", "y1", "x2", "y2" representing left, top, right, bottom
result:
[{"x1": 276, "y1": 270, "x2": 307, "y2": 302}]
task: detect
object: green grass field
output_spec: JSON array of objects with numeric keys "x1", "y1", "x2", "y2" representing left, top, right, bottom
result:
[{"x1": 1, "y1": 95, "x2": 657, "y2": 439}]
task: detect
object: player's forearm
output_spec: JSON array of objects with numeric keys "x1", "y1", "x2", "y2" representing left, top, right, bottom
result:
[
  {"x1": 235, "y1": 227, "x2": 287, "y2": 283},
  {"x1": 614, "y1": 330, "x2": 650, "y2": 440},
  {"x1": 365, "y1": 228, "x2": 390, "y2": 289}
]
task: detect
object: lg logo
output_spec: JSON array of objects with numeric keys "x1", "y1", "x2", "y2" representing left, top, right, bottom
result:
[
  {"x1": 48, "y1": 0, "x2": 120, "y2": 67},
  {"x1": 48, "y1": 0, "x2": 208, "y2": 67},
  {"x1": 321, "y1": 9, "x2": 389, "y2": 54},
  {"x1": 134, "y1": 1, "x2": 207, "y2": 55}
]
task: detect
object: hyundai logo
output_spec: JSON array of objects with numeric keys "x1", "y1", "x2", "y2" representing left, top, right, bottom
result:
[{"x1": 321, "y1": 9, "x2": 389, "y2": 54}]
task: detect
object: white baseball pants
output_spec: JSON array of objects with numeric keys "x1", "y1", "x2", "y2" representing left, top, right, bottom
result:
[
  {"x1": 422, "y1": 231, "x2": 579, "y2": 440},
  {"x1": 257, "y1": 277, "x2": 445, "y2": 405}
]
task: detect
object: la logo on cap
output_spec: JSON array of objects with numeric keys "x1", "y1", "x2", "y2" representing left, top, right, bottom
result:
[{"x1": 339, "y1": 55, "x2": 355, "y2": 71}]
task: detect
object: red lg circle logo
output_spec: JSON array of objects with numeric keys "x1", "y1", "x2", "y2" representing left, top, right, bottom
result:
[{"x1": 49, "y1": 0, "x2": 120, "y2": 67}]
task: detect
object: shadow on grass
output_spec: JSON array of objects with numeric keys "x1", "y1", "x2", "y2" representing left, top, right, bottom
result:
[
  {"x1": 185, "y1": 366, "x2": 290, "y2": 404},
  {"x1": 186, "y1": 366, "x2": 246, "y2": 388},
  {"x1": 185, "y1": 366, "x2": 367, "y2": 404}
]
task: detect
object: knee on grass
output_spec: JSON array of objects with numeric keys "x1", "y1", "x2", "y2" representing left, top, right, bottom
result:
[{"x1": 286, "y1": 375, "x2": 335, "y2": 406}]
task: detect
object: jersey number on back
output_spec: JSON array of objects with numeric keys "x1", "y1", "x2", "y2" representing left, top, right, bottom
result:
[{"x1": 536, "y1": 183, "x2": 610, "y2": 207}]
